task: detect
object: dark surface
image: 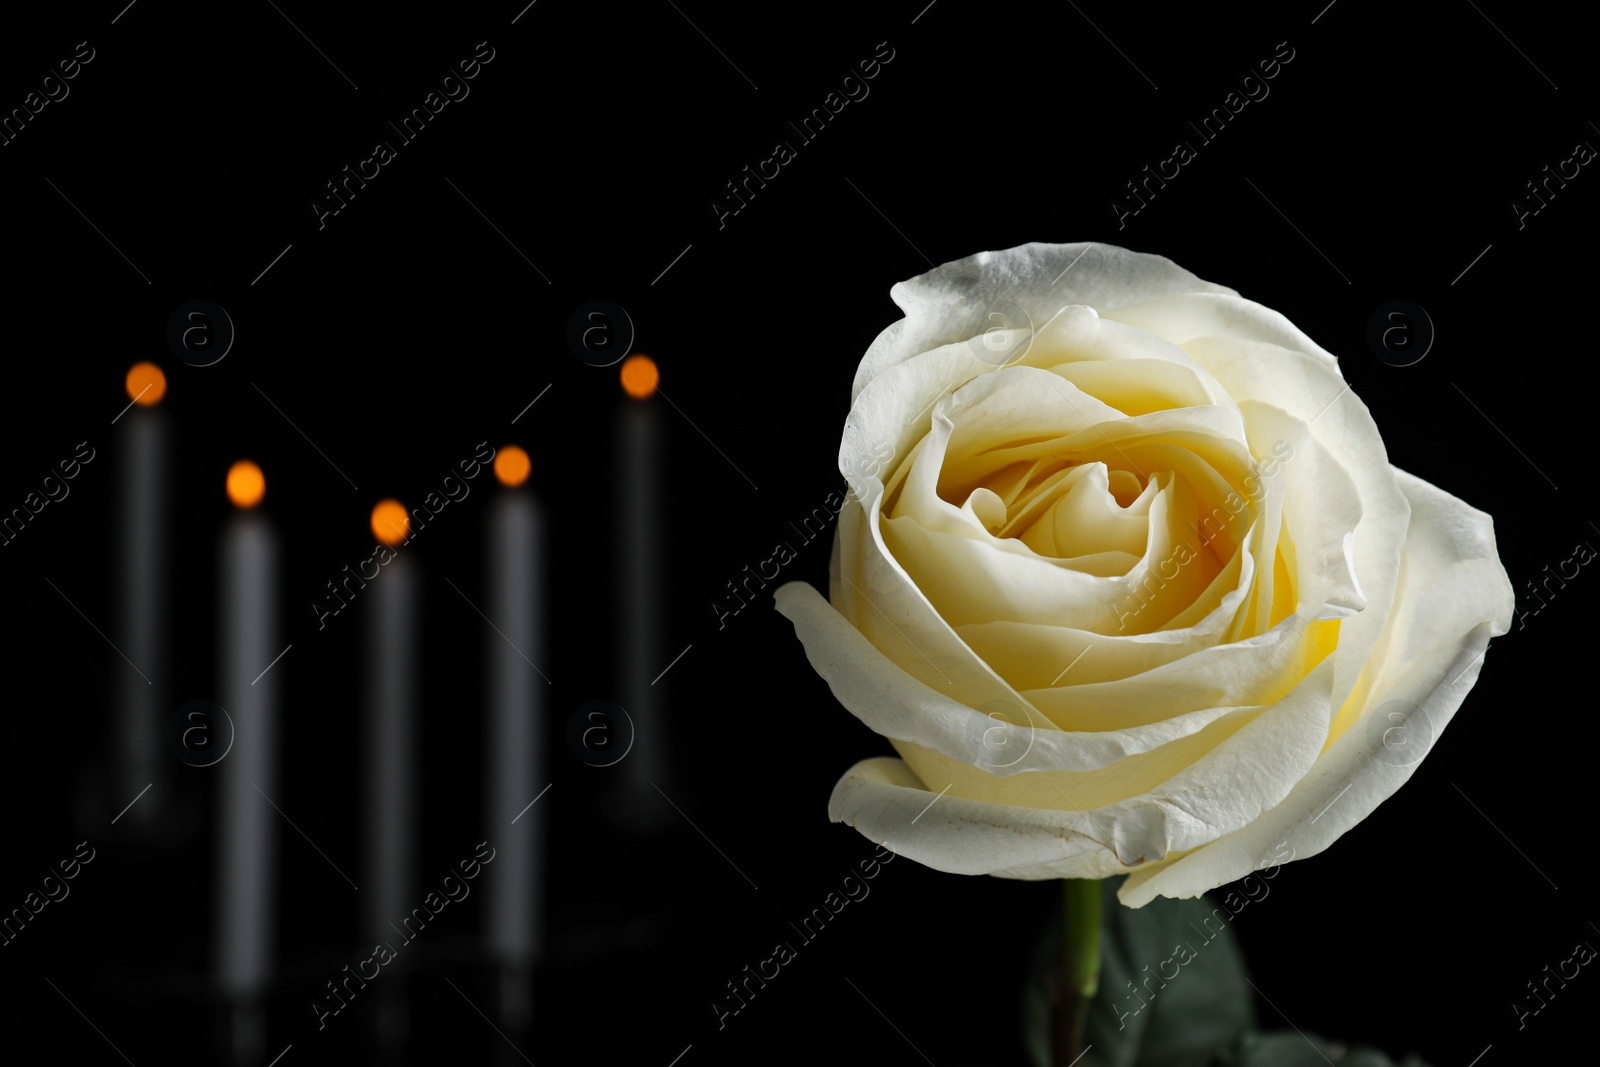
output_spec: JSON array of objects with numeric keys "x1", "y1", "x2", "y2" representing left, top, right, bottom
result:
[{"x1": 0, "y1": 1, "x2": 1589, "y2": 1063}]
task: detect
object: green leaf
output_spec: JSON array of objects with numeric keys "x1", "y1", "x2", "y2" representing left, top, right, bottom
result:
[
  {"x1": 1021, "y1": 879, "x2": 1433, "y2": 1067},
  {"x1": 1024, "y1": 878, "x2": 1255, "y2": 1067}
]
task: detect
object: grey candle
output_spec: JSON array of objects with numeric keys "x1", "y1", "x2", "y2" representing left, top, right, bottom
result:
[
  {"x1": 362, "y1": 526, "x2": 417, "y2": 1049},
  {"x1": 214, "y1": 460, "x2": 279, "y2": 1009},
  {"x1": 115, "y1": 362, "x2": 168, "y2": 828},
  {"x1": 618, "y1": 357, "x2": 667, "y2": 826},
  {"x1": 486, "y1": 445, "x2": 545, "y2": 1028}
]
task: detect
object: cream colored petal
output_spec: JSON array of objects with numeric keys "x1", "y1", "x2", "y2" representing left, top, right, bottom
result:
[
  {"x1": 779, "y1": 580, "x2": 1302, "y2": 773},
  {"x1": 834, "y1": 364, "x2": 1035, "y2": 703},
  {"x1": 1175, "y1": 332, "x2": 1410, "y2": 724},
  {"x1": 842, "y1": 304, "x2": 1238, "y2": 527},
  {"x1": 1104, "y1": 291, "x2": 1340, "y2": 369},
  {"x1": 1116, "y1": 468, "x2": 1513, "y2": 906},
  {"x1": 952, "y1": 534, "x2": 1256, "y2": 689},
  {"x1": 1236, "y1": 399, "x2": 1365, "y2": 620},
  {"x1": 883, "y1": 476, "x2": 1195, "y2": 633},
  {"x1": 834, "y1": 497, "x2": 1018, "y2": 708},
  {"x1": 1044, "y1": 357, "x2": 1223, "y2": 416},
  {"x1": 1019, "y1": 305, "x2": 1236, "y2": 408},
  {"x1": 827, "y1": 757, "x2": 1136, "y2": 881},
  {"x1": 1018, "y1": 463, "x2": 1150, "y2": 559},
  {"x1": 882, "y1": 384, "x2": 1259, "y2": 640},
  {"x1": 890, "y1": 366, "x2": 1124, "y2": 541},
  {"x1": 852, "y1": 244, "x2": 1238, "y2": 403},
  {"x1": 1019, "y1": 616, "x2": 1324, "y2": 729},
  {"x1": 937, "y1": 406, "x2": 1255, "y2": 518},
  {"x1": 828, "y1": 658, "x2": 1337, "y2": 875}
]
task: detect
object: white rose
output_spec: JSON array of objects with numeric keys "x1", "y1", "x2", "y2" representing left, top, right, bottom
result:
[{"x1": 775, "y1": 242, "x2": 1512, "y2": 906}]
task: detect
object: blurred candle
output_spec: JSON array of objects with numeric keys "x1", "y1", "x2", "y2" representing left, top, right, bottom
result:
[
  {"x1": 115, "y1": 362, "x2": 168, "y2": 829},
  {"x1": 617, "y1": 356, "x2": 667, "y2": 826},
  {"x1": 485, "y1": 445, "x2": 545, "y2": 1028},
  {"x1": 363, "y1": 499, "x2": 417, "y2": 1051},
  {"x1": 214, "y1": 460, "x2": 279, "y2": 1053}
]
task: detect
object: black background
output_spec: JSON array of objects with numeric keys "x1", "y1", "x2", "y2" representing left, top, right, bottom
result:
[{"x1": 0, "y1": 1, "x2": 1591, "y2": 1064}]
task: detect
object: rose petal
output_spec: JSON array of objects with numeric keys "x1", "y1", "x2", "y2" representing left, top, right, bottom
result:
[
  {"x1": 1235, "y1": 399, "x2": 1365, "y2": 621},
  {"x1": 1018, "y1": 617, "x2": 1324, "y2": 728},
  {"x1": 778, "y1": 580, "x2": 1274, "y2": 772},
  {"x1": 827, "y1": 657, "x2": 1337, "y2": 874},
  {"x1": 1105, "y1": 291, "x2": 1340, "y2": 370},
  {"x1": 826, "y1": 757, "x2": 1133, "y2": 881},
  {"x1": 1115, "y1": 468, "x2": 1514, "y2": 906},
  {"x1": 852, "y1": 244, "x2": 1238, "y2": 404},
  {"x1": 1170, "y1": 330, "x2": 1410, "y2": 723}
]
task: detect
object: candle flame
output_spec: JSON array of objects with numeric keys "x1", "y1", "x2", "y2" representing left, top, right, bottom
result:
[
  {"x1": 494, "y1": 445, "x2": 531, "y2": 487},
  {"x1": 226, "y1": 460, "x2": 265, "y2": 509},
  {"x1": 371, "y1": 499, "x2": 410, "y2": 546},
  {"x1": 126, "y1": 362, "x2": 167, "y2": 406},
  {"x1": 620, "y1": 354, "x2": 659, "y2": 399}
]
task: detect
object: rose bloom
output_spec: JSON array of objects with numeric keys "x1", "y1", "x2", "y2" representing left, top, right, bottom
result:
[{"x1": 776, "y1": 243, "x2": 1512, "y2": 906}]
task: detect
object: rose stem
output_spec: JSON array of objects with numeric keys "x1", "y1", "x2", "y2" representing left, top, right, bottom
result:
[{"x1": 1053, "y1": 877, "x2": 1102, "y2": 1066}]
